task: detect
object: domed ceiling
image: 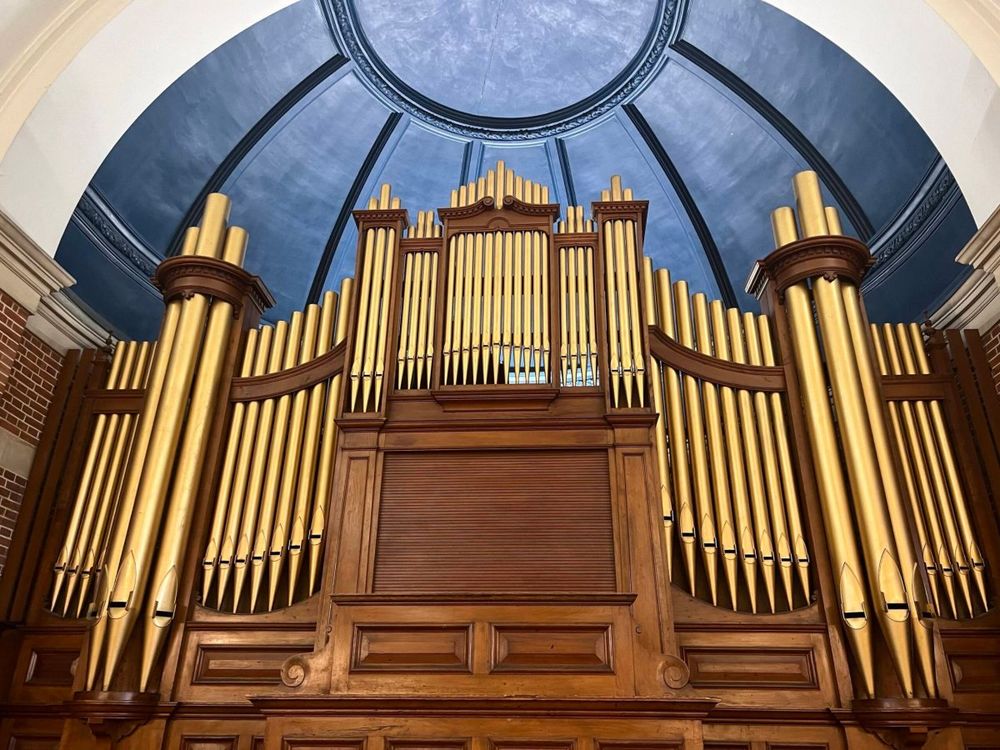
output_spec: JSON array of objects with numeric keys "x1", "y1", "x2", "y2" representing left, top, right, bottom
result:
[{"x1": 57, "y1": 0, "x2": 976, "y2": 339}]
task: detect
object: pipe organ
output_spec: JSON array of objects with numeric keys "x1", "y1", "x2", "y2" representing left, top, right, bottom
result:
[{"x1": 2, "y1": 163, "x2": 1000, "y2": 749}]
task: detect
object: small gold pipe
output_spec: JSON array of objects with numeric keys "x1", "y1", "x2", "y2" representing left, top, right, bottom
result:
[
  {"x1": 611, "y1": 175, "x2": 623, "y2": 201},
  {"x1": 613, "y1": 220, "x2": 634, "y2": 405},
  {"x1": 232, "y1": 321, "x2": 287, "y2": 613},
  {"x1": 906, "y1": 323, "x2": 987, "y2": 612},
  {"x1": 644, "y1": 259, "x2": 674, "y2": 579},
  {"x1": 461, "y1": 233, "x2": 474, "y2": 383},
  {"x1": 443, "y1": 236, "x2": 457, "y2": 384},
  {"x1": 883, "y1": 323, "x2": 957, "y2": 617},
  {"x1": 425, "y1": 254, "x2": 438, "y2": 387},
  {"x1": 530, "y1": 231, "x2": 542, "y2": 383},
  {"x1": 372, "y1": 225, "x2": 396, "y2": 410},
  {"x1": 350, "y1": 228, "x2": 376, "y2": 409},
  {"x1": 712, "y1": 302, "x2": 758, "y2": 612},
  {"x1": 656, "y1": 270, "x2": 695, "y2": 590},
  {"x1": 502, "y1": 231, "x2": 514, "y2": 381},
  {"x1": 624, "y1": 221, "x2": 645, "y2": 406},
  {"x1": 560, "y1": 247, "x2": 571, "y2": 383},
  {"x1": 470, "y1": 233, "x2": 484, "y2": 383},
  {"x1": 201, "y1": 330, "x2": 259, "y2": 604},
  {"x1": 694, "y1": 294, "x2": 737, "y2": 607},
  {"x1": 744, "y1": 312, "x2": 795, "y2": 610},
  {"x1": 482, "y1": 235, "x2": 495, "y2": 381},
  {"x1": 758, "y1": 315, "x2": 811, "y2": 604},
  {"x1": 308, "y1": 280, "x2": 352, "y2": 594},
  {"x1": 216, "y1": 325, "x2": 274, "y2": 608},
  {"x1": 824, "y1": 206, "x2": 843, "y2": 235},
  {"x1": 603, "y1": 223, "x2": 621, "y2": 403},
  {"x1": 771, "y1": 207, "x2": 798, "y2": 246},
  {"x1": 540, "y1": 233, "x2": 551, "y2": 383},
  {"x1": 812, "y1": 277, "x2": 913, "y2": 697},
  {"x1": 676, "y1": 282, "x2": 718, "y2": 603},
  {"x1": 407, "y1": 253, "x2": 423, "y2": 388},
  {"x1": 575, "y1": 247, "x2": 588, "y2": 383},
  {"x1": 842, "y1": 288, "x2": 936, "y2": 697},
  {"x1": 414, "y1": 253, "x2": 430, "y2": 388},
  {"x1": 586, "y1": 247, "x2": 599, "y2": 385},
  {"x1": 729, "y1": 308, "x2": 777, "y2": 613},
  {"x1": 396, "y1": 253, "x2": 413, "y2": 388},
  {"x1": 792, "y1": 171, "x2": 829, "y2": 238},
  {"x1": 513, "y1": 231, "x2": 524, "y2": 383},
  {"x1": 490, "y1": 235, "x2": 502, "y2": 379}
]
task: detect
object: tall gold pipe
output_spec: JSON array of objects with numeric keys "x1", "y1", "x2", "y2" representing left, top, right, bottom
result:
[
  {"x1": 232, "y1": 321, "x2": 287, "y2": 613},
  {"x1": 201, "y1": 330, "x2": 258, "y2": 604},
  {"x1": 729, "y1": 309, "x2": 777, "y2": 613},
  {"x1": 373, "y1": 221, "x2": 396, "y2": 404},
  {"x1": 102, "y1": 198, "x2": 231, "y2": 688},
  {"x1": 560, "y1": 248, "x2": 570, "y2": 383},
  {"x1": 574, "y1": 248, "x2": 586, "y2": 383},
  {"x1": 841, "y1": 288, "x2": 936, "y2": 696},
  {"x1": 397, "y1": 254, "x2": 414, "y2": 388},
  {"x1": 882, "y1": 323, "x2": 957, "y2": 617},
  {"x1": 364, "y1": 227, "x2": 388, "y2": 409},
  {"x1": 656, "y1": 270, "x2": 696, "y2": 591},
  {"x1": 613, "y1": 220, "x2": 634, "y2": 405},
  {"x1": 54, "y1": 342, "x2": 131, "y2": 612},
  {"x1": 758, "y1": 315, "x2": 811, "y2": 604},
  {"x1": 416, "y1": 253, "x2": 432, "y2": 387},
  {"x1": 694, "y1": 294, "x2": 737, "y2": 608},
  {"x1": 471, "y1": 233, "x2": 484, "y2": 384},
  {"x1": 531, "y1": 231, "x2": 542, "y2": 383},
  {"x1": 250, "y1": 313, "x2": 302, "y2": 613},
  {"x1": 624, "y1": 222, "x2": 645, "y2": 405},
  {"x1": 425, "y1": 255, "x2": 438, "y2": 387},
  {"x1": 541, "y1": 234, "x2": 551, "y2": 383},
  {"x1": 783, "y1": 280, "x2": 875, "y2": 697},
  {"x1": 268, "y1": 305, "x2": 320, "y2": 610},
  {"x1": 812, "y1": 276, "x2": 913, "y2": 697},
  {"x1": 586, "y1": 248, "x2": 599, "y2": 384},
  {"x1": 215, "y1": 326, "x2": 273, "y2": 608},
  {"x1": 482, "y1": 235, "x2": 494, "y2": 381},
  {"x1": 792, "y1": 172, "x2": 829, "y2": 238},
  {"x1": 443, "y1": 236, "x2": 457, "y2": 384},
  {"x1": 139, "y1": 225, "x2": 247, "y2": 689},
  {"x1": 744, "y1": 313, "x2": 795, "y2": 609},
  {"x1": 513, "y1": 231, "x2": 525, "y2": 383},
  {"x1": 350, "y1": 228, "x2": 375, "y2": 408},
  {"x1": 85, "y1": 227, "x2": 196, "y2": 691},
  {"x1": 907, "y1": 323, "x2": 987, "y2": 611},
  {"x1": 490, "y1": 235, "x2": 502, "y2": 379},
  {"x1": 895, "y1": 325, "x2": 971, "y2": 615},
  {"x1": 461, "y1": 233, "x2": 474, "y2": 383},
  {"x1": 407, "y1": 253, "x2": 422, "y2": 388},
  {"x1": 643, "y1": 259, "x2": 674, "y2": 580},
  {"x1": 712, "y1": 302, "x2": 758, "y2": 611},
  {"x1": 308, "y1": 280, "x2": 353, "y2": 594},
  {"x1": 675, "y1": 283, "x2": 718, "y2": 603},
  {"x1": 604, "y1": 223, "x2": 621, "y2": 403}
]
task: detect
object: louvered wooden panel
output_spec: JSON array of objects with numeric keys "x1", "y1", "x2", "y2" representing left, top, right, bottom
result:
[{"x1": 374, "y1": 450, "x2": 615, "y2": 592}]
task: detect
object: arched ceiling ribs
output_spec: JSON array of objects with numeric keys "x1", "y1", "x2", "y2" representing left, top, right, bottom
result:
[
  {"x1": 165, "y1": 53, "x2": 350, "y2": 257},
  {"x1": 669, "y1": 39, "x2": 875, "y2": 240},
  {"x1": 307, "y1": 111, "x2": 403, "y2": 304},
  {"x1": 554, "y1": 138, "x2": 578, "y2": 208},
  {"x1": 622, "y1": 103, "x2": 739, "y2": 309}
]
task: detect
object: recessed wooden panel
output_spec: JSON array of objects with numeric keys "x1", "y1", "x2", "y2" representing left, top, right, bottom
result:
[
  {"x1": 23, "y1": 647, "x2": 76, "y2": 686},
  {"x1": 387, "y1": 741, "x2": 470, "y2": 750},
  {"x1": 8, "y1": 736, "x2": 61, "y2": 750},
  {"x1": 683, "y1": 647, "x2": 818, "y2": 689},
  {"x1": 283, "y1": 741, "x2": 364, "y2": 750},
  {"x1": 703, "y1": 745, "x2": 750, "y2": 750},
  {"x1": 765, "y1": 745, "x2": 828, "y2": 750},
  {"x1": 597, "y1": 742, "x2": 683, "y2": 750},
  {"x1": 192, "y1": 644, "x2": 311, "y2": 685},
  {"x1": 180, "y1": 738, "x2": 238, "y2": 750},
  {"x1": 949, "y1": 653, "x2": 1000, "y2": 692},
  {"x1": 490, "y1": 742, "x2": 574, "y2": 750},
  {"x1": 374, "y1": 450, "x2": 615, "y2": 592},
  {"x1": 351, "y1": 624, "x2": 471, "y2": 672},
  {"x1": 491, "y1": 625, "x2": 613, "y2": 673}
]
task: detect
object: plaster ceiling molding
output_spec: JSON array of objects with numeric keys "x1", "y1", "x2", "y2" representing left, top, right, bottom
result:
[
  {"x1": 933, "y1": 203, "x2": 1000, "y2": 330},
  {"x1": 925, "y1": 0, "x2": 1000, "y2": 88}
]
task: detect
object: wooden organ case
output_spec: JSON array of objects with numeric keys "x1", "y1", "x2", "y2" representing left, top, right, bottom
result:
[{"x1": 2, "y1": 165, "x2": 1000, "y2": 749}]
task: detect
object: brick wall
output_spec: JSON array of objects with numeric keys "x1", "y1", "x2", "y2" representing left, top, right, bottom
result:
[
  {"x1": 0, "y1": 291, "x2": 63, "y2": 574},
  {"x1": 983, "y1": 319, "x2": 1000, "y2": 396}
]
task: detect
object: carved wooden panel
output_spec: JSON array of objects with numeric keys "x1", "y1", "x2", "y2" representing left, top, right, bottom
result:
[
  {"x1": 7, "y1": 736, "x2": 61, "y2": 750},
  {"x1": 491, "y1": 624, "x2": 613, "y2": 673},
  {"x1": 387, "y1": 741, "x2": 470, "y2": 750},
  {"x1": 489, "y1": 742, "x2": 575, "y2": 750},
  {"x1": 596, "y1": 742, "x2": 683, "y2": 750},
  {"x1": 682, "y1": 647, "x2": 819, "y2": 690},
  {"x1": 351, "y1": 624, "x2": 471, "y2": 672},
  {"x1": 374, "y1": 450, "x2": 615, "y2": 592},
  {"x1": 283, "y1": 741, "x2": 365, "y2": 750},
  {"x1": 192, "y1": 644, "x2": 310, "y2": 685},
  {"x1": 23, "y1": 647, "x2": 76, "y2": 686},
  {"x1": 180, "y1": 738, "x2": 238, "y2": 750},
  {"x1": 943, "y1": 631, "x2": 1000, "y2": 693}
]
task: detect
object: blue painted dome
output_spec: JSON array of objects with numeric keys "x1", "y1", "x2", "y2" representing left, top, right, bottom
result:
[{"x1": 57, "y1": 0, "x2": 975, "y2": 338}]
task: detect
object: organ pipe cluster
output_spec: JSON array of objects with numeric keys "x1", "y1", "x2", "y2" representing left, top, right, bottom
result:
[
  {"x1": 556, "y1": 207, "x2": 599, "y2": 387},
  {"x1": 396, "y1": 212, "x2": 440, "y2": 389}
]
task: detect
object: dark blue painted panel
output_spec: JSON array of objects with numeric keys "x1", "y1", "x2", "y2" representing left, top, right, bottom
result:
[
  {"x1": 55, "y1": 223, "x2": 162, "y2": 340},
  {"x1": 680, "y1": 0, "x2": 936, "y2": 234},
  {"x1": 562, "y1": 116, "x2": 719, "y2": 300},
  {"x1": 226, "y1": 72, "x2": 390, "y2": 320},
  {"x1": 91, "y1": 0, "x2": 336, "y2": 254}
]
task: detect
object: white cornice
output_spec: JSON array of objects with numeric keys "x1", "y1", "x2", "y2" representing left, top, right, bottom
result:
[{"x1": 932, "y1": 203, "x2": 1000, "y2": 330}]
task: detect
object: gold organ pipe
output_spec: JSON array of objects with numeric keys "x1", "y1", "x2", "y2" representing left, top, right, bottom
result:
[
  {"x1": 201, "y1": 330, "x2": 259, "y2": 604},
  {"x1": 907, "y1": 323, "x2": 988, "y2": 612},
  {"x1": 288, "y1": 292, "x2": 337, "y2": 603},
  {"x1": 490, "y1": 234, "x2": 502, "y2": 379},
  {"x1": 215, "y1": 326, "x2": 273, "y2": 607},
  {"x1": 407, "y1": 252, "x2": 422, "y2": 388},
  {"x1": 471, "y1": 233, "x2": 484, "y2": 383},
  {"x1": 560, "y1": 248, "x2": 571, "y2": 383},
  {"x1": 232, "y1": 321, "x2": 287, "y2": 613},
  {"x1": 757, "y1": 315, "x2": 811, "y2": 603},
  {"x1": 711, "y1": 301, "x2": 758, "y2": 612},
  {"x1": 792, "y1": 171, "x2": 829, "y2": 238},
  {"x1": 624, "y1": 221, "x2": 645, "y2": 405},
  {"x1": 693, "y1": 293, "x2": 738, "y2": 608},
  {"x1": 604, "y1": 223, "x2": 621, "y2": 403},
  {"x1": 655, "y1": 270, "x2": 696, "y2": 591},
  {"x1": 268, "y1": 305, "x2": 320, "y2": 611},
  {"x1": 642, "y1": 258, "x2": 674, "y2": 580},
  {"x1": 531, "y1": 231, "x2": 542, "y2": 383},
  {"x1": 572, "y1": 248, "x2": 585, "y2": 383},
  {"x1": 482, "y1": 234, "x2": 494, "y2": 381},
  {"x1": 54, "y1": 342, "x2": 131, "y2": 612},
  {"x1": 586, "y1": 247, "x2": 599, "y2": 384},
  {"x1": 897, "y1": 325, "x2": 977, "y2": 615},
  {"x1": 443, "y1": 235, "x2": 457, "y2": 383},
  {"x1": 417, "y1": 252, "x2": 433, "y2": 388},
  {"x1": 308, "y1": 280, "x2": 353, "y2": 594},
  {"x1": 502, "y1": 231, "x2": 513, "y2": 381},
  {"x1": 350, "y1": 229, "x2": 375, "y2": 408},
  {"x1": 771, "y1": 207, "x2": 798, "y2": 247},
  {"x1": 85, "y1": 226, "x2": 193, "y2": 691},
  {"x1": 397, "y1": 253, "x2": 414, "y2": 388},
  {"x1": 729, "y1": 309, "x2": 777, "y2": 613},
  {"x1": 101, "y1": 194, "x2": 231, "y2": 689},
  {"x1": 425, "y1": 253, "x2": 438, "y2": 387},
  {"x1": 841, "y1": 287, "x2": 936, "y2": 697},
  {"x1": 541, "y1": 233, "x2": 551, "y2": 382},
  {"x1": 372, "y1": 223, "x2": 396, "y2": 410},
  {"x1": 882, "y1": 324, "x2": 958, "y2": 618},
  {"x1": 675, "y1": 282, "x2": 719, "y2": 604},
  {"x1": 249, "y1": 312, "x2": 301, "y2": 613},
  {"x1": 613, "y1": 220, "x2": 635, "y2": 405},
  {"x1": 513, "y1": 231, "x2": 524, "y2": 383},
  {"x1": 744, "y1": 313, "x2": 795, "y2": 609},
  {"x1": 461, "y1": 233, "x2": 474, "y2": 383},
  {"x1": 139, "y1": 224, "x2": 248, "y2": 690}
]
